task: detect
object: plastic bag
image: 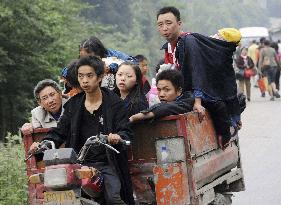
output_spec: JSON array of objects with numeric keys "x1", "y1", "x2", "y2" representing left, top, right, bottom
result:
[{"x1": 258, "y1": 77, "x2": 268, "y2": 92}]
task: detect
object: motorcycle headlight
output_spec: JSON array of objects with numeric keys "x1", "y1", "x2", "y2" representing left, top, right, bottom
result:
[{"x1": 44, "y1": 168, "x2": 67, "y2": 189}]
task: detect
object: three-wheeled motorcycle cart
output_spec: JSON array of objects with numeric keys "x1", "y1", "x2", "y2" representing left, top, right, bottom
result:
[{"x1": 23, "y1": 111, "x2": 245, "y2": 205}]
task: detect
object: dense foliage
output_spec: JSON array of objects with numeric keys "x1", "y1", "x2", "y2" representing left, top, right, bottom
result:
[
  {"x1": 0, "y1": 133, "x2": 27, "y2": 205},
  {"x1": 0, "y1": 0, "x2": 103, "y2": 140}
]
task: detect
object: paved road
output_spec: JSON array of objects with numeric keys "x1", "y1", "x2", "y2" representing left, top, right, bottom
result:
[{"x1": 232, "y1": 86, "x2": 281, "y2": 205}]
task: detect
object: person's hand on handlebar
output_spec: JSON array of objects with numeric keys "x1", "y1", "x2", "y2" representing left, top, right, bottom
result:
[
  {"x1": 107, "y1": 133, "x2": 122, "y2": 145},
  {"x1": 29, "y1": 142, "x2": 40, "y2": 154}
]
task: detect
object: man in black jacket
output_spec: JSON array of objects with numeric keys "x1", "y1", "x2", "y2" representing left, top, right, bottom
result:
[
  {"x1": 156, "y1": 6, "x2": 242, "y2": 149},
  {"x1": 129, "y1": 69, "x2": 194, "y2": 122},
  {"x1": 30, "y1": 56, "x2": 134, "y2": 205}
]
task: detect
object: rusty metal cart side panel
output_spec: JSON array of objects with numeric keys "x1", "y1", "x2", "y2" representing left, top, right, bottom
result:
[
  {"x1": 184, "y1": 112, "x2": 218, "y2": 157},
  {"x1": 193, "y1": 145, "x2": 239, "y2": 189},
  {"x1": 154, "y1": 163, "x2": 190, "y2": 205},
  {"x1": 22, "y1": 128, "x2": 49, "y2": 205},
  {"x1": 176, "y1": 115, "x2": 199, "y2": 202},
  {"x1": 183, "y1": 112, "x2": 240, "y2": 192}
]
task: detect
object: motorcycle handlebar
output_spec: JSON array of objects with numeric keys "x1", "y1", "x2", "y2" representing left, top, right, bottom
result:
[
  {"x1": 120, "y1": 139, "x2": 131, "y2": 146},
  {"x1": 77, "y1": 134, "x2": 131, "y2": 163},
  {"x1": 85, "y1": 134, "x2": 131, "y2": 146},
  {"x1": 25, "y1": 140, "x2": 55, "y2": 161}
]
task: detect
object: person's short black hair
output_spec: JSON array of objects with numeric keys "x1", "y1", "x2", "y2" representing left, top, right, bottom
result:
[
  {"x1": 134, "y1": 54, "x2": 147, "y2": 63},
  {"x1": 65, "y1": 59, "x2": 80, "y2": 88},
  {"x1": 76, "y1": 55, "x2": 105, "y2": 78},
  {"x1": 34, "y1": 79, "x2": 61, "y2": 101},
  {"x1": 156, "y1": 69, "x2": 183, "y2": 91},
  {"x1": 157, "y1": 6, "x2": 181, "y2": 21},
  {"x1": 264, "y1": 39, "x2": 271, "y2": 46},
  {"x1": 260, "y1": 37, "x2": 266, "y2": 44},
  {"x1": 270, "y1": 41, "x2": 279, "y2": 52},
  {"x1": 79, "y1": 37, "x2": 107, "y2": 58},
  {"x1": 240, "y1": 46, "x2": 248, "y2": 52}
]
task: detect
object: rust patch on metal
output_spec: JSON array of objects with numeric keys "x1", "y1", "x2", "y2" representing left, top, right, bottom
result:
[
  {"x1": 154, "y1": 163, "x2": 189, "y2": 205},
  {"x1": 185, "y1": 112, "x2": 218, "y2": 156}
]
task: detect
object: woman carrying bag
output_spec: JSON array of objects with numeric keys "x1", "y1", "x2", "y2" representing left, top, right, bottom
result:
[{"x1": 235, "y1": 47, "x2": 255, "y2": 101}]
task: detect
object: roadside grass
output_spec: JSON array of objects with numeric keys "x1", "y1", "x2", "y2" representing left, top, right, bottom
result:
[{"x1": 0, "y1": 133, "x2": 28, "y2": 205}]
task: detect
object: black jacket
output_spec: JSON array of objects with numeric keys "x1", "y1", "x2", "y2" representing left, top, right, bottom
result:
[
  {"x1": 124, "y1": 91, "x2": 149, "y2": 118},
  {"x1": 142, "y1": 77, "x2": 151, "y2": 95},
  {"x1": 143, "y1": 91, "x2": 194, "y2": 119},
  {"x1": 46, "y1": 88, "x2": 134, "y2": 204},
  {"x1": 235, "y1": 55, "x2": 254, "y2": 70},
  {"x1": 162, "y1": 33, "x2": 241, "y2": 117}
]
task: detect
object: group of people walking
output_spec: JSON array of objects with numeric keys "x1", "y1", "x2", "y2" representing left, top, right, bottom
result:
[{"x1": 235, "y1": 38, "x2": 281, "y2": 101}]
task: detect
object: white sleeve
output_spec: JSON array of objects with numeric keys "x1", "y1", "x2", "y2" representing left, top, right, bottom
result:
[{"x1": 31, "y1": 108, "x2": 42, "y2": 128}]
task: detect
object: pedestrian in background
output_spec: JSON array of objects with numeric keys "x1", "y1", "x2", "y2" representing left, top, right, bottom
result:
[
  {"x1": 248, "y1": 40, "x2": 259, "y2": 87},
  {"x1": 258, "y1": 40, "x2": 280, "y2": 101},
  {"x1": 236, "y1": 47, "x2": 255, "y2": 101},
  {"x1": 271, "y1": 42, "x2": 280, "y2": 91},
  {"x1": 256, "y1": 37, "x2": 266, "y2": 97},
  {"x1": 248, "y1": 40, "x2": 259, "y2": 66}
]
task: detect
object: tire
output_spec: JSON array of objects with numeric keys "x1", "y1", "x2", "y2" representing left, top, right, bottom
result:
[
  {"x1": 210, "y1": 193, "x2": 232, "y2": 205},
  {"x1": 80, "y1": 197, "x2": 100, "y2": 205}
]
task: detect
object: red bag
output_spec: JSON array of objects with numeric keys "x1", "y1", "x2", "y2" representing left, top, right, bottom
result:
[
  {"x1": 244, "y1": 68, "x2": 254, "y2": 78},
  {"x1": 258, "y1": 77, "x2": 268, "y2": 92}
]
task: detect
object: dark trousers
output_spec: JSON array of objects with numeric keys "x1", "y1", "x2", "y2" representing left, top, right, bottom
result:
[
  {"x1": 203, "y1": 100, "x2": 231, "y2": 143},
  {"x1": 86, "y1": 162, "x2": 126, "y2": 205},
  {"x1": 275, "y1": 69, "x2": 280, "y2": 90}
]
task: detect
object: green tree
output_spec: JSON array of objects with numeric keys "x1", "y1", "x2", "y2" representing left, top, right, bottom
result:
[
  {"x1": 82, "y1": 0, "x2": 133, "y2": 33},
  {"x1": 0, "y1": 0, "x2": 103, "y2": 140},
  {"x1": 99, "y1": 0, "x2": 165, "y2": 77}
]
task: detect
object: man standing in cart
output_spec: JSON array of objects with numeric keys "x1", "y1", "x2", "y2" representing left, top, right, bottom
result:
[{"x1": 156, "y1": 6, "x2": 243, "y2": 149}]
